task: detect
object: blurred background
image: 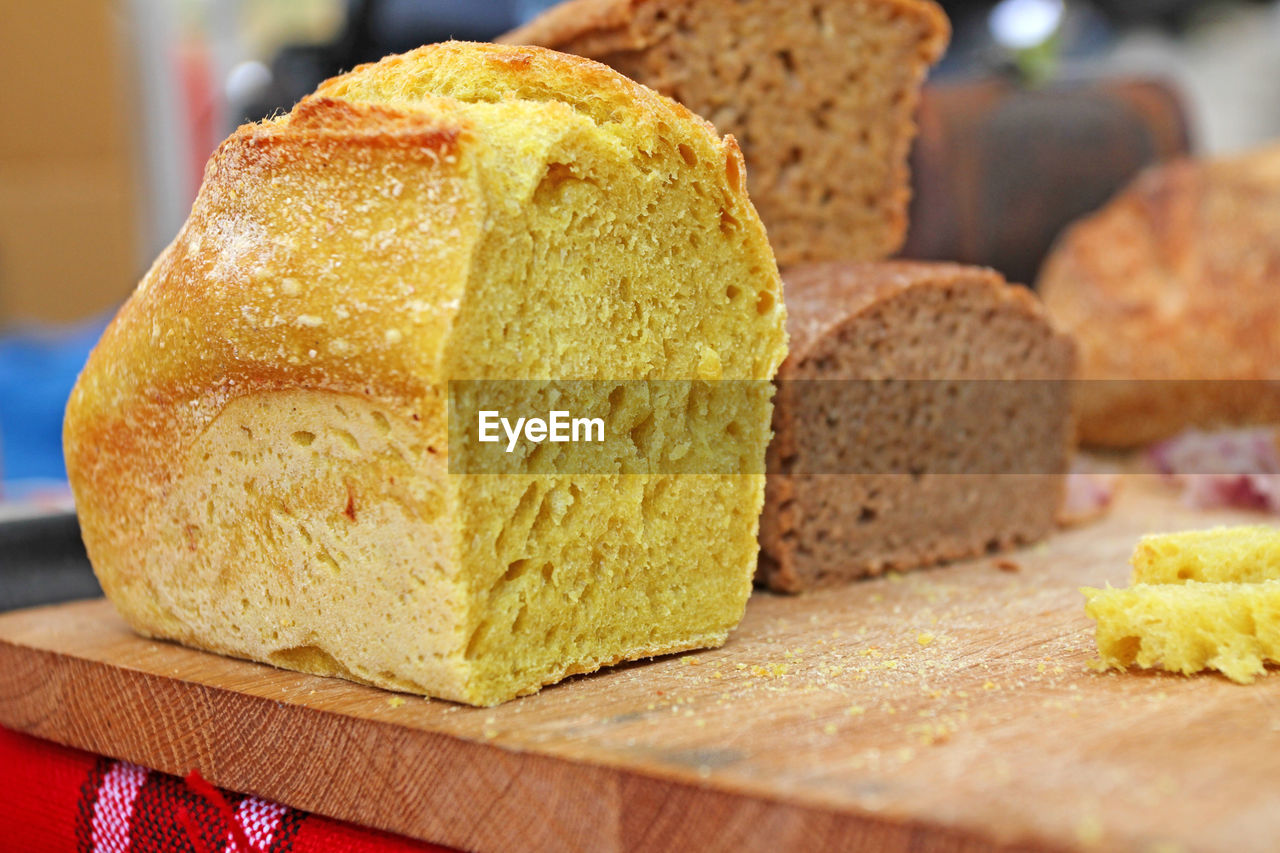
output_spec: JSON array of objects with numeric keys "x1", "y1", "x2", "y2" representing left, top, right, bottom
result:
[{"x1": 0, "y1": 0, "x2": 1278, "y2": 504}]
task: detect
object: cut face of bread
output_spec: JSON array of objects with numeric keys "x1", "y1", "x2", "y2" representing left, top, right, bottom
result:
[
  {"x1": 1085, "y1": 525, "x2": 1280, "y2": 683},
  {"x1": 502, "y1": 0, "x2": 949, "y2": 265},
  {"x1": 759, "y1": 262, "x2": 1076, "y2": 592},
  {"x1": 64, "y1": 43, "x2": 788, "y2": 706},
  {"x1": 1084, "y1": 581, "x2": 1280, "y2": 684}
]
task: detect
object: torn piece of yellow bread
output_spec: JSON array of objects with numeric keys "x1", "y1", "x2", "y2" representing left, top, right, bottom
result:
[
  {"x1": 63, "y1": 42, "x2": 788, "y2": 706},
  {"x1": 1084, "y1": 581, "x2": 1280, "y2": 684},
  {"x1": 1085, "y1": 525, "x2": 1280, "y2": 683},
  {"x1": 1131, "y1": 525, "x2": 1280, "y2": 584}
]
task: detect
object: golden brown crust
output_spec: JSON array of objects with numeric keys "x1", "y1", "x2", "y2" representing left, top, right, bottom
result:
[
  {"x1": 64, "y1": 91, "x2": 482, "y2": 669},
  {"x1": 61, "y1": 46, "x2": 444, "y2": 679},
  {"x1": 67, "y1": 39, "x2": 743, "y2": 535},
  {"x1": 319, "y1": 39, "x2": 717, "y2": 144},
  {"x1": 1039, "y1": 143, "x2": 1280, "y2": 447},
  {"x1": 66, "y1": 93, "x2": 474, "y2": 481}
]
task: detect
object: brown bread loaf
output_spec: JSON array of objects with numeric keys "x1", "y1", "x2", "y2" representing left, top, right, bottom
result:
[
  {"x1": 501, "y1": 0, "x2": 949, "y2": 265},
  {"x1": 1039, "y1": 143, "x2": 1280, "y2": 448},
  {"x1": 759, "y1": 261, "x2": 1076, "y2": 592}
]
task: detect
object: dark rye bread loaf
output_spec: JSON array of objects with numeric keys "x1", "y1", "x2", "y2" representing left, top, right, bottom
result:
[
  {"x1": 759, "y1": 262, "x2": 1077, "y2": 592},
  {"x1": 501, "y1": 0, "x2": 949, "y2": 265}
]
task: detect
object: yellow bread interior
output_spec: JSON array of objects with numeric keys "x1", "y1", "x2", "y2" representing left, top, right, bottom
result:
[
  {"x1": 1084, "y1": 581, "x2": 1280, "y2": 684},
  {"x1": 1131, "y1": 525, "x2": 1280, "y2": 584},
  {"x1": 64, "y1": 43, "x2": 787, "y2": 706},
  {"x1": 1085, "y1": 525, "x2": 1280, "y2": 683}
]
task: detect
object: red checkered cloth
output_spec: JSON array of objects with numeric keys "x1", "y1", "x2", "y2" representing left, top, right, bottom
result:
[{"x1": 0, "y1": 726, "x2": 456, "y2": 853}]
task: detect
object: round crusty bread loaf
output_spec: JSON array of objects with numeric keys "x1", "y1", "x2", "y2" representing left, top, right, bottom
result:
[
  {"x1": 1039, "y1": 143, "x2": 1280, "y2": 448},
  {"x1": 64, "y1": 42, "x2": 787, "y2": 706}
]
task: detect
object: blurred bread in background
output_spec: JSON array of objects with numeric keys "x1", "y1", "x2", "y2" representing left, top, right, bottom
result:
[
  {"x1": 502, "y1": 0, "x2": 949, "y2": 265},
  {"x1": 901, "y1": 76, "x2": 1192, "y2": 286},
  {"x1": 1039, "y1": 142, "x2": 1280, "y2": 447}
]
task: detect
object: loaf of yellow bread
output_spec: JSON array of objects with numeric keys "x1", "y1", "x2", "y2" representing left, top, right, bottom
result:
[
  {"x1": 63, "y1": 42, "x2": 788, "y2": 706},
  {"x1": 1084, "y1": 581, "x2": 1280, "y2": 684}
]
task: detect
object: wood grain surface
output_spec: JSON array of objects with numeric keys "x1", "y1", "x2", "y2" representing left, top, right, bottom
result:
[{"x1": 2, "y1": 479, "x2": 1279, "y2": 853}]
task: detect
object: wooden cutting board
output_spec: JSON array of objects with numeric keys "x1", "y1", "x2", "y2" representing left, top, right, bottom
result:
[{"x1": 2, "y1": 479, "x2": 1279, "y2": 853}]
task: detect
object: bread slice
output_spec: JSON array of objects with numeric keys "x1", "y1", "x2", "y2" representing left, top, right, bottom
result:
[
  {"x1": 1132, "y1": 526, "x2": 1280, "y2": 584},
  {"x1": 501, "y1": 0, "x2": 949, "y2": 266},
  {"x1": 63, "y1": 42, "x2": 788, "y2": 706},
  {"x1": 759, "y1": 261, "x2": 1076, "y2": 592},
  {"x1": 1039, "y1": 143, "x2": 1280, "y2": 448},
  {"x1": 1083, "y1": 581, "x2": 1280, "y2": 684}
]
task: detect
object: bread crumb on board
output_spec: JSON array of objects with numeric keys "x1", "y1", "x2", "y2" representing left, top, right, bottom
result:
[{"x1": 1074, "y1": 813, "x2": 1104, "y2": 847}]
